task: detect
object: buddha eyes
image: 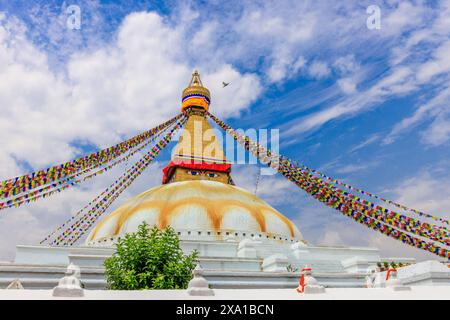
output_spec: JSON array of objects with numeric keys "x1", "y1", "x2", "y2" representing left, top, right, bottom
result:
[{"x1": 187, "y1": 170, "x2": 218, "y2": 178}]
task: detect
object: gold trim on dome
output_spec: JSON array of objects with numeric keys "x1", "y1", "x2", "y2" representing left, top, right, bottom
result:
[
  {"x1": 89, "y1": 197, "x2": 289, "y2": 240},
  {"x1": 87, "y1": 181, "x2": 300, "y2": 241}
]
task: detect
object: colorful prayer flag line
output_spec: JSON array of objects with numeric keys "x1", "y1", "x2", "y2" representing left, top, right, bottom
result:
[
  {"x1": 207, "y1": 111, "x2": 449, "y2": 259},
  {"x1": 0, "y1": 114, "x2": 183, "y2": 200},
  {"x1": 43, "y1": 115, "x2": 187, "y2": 246}
]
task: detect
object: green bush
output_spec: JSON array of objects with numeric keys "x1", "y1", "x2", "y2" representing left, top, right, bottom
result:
[{"x1": 104, "y1": 222, "x2": 198, "y2": 290}]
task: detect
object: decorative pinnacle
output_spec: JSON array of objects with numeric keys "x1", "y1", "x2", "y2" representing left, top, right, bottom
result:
[
  {"x1": 189, "y1": 70, "x2": 203, "y2": 87},
  {"x1": 181, "y1": 70, "x2": 211, "y2": 112}
]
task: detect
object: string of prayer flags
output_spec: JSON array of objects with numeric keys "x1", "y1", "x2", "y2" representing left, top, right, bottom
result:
[{"x1": 0, "y1": 114, "x2": 183, "y2": 200}]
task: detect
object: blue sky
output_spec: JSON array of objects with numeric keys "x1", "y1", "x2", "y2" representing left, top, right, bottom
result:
[{"x1": 0, "y1": 0, "x2": 449, "y2": 261}]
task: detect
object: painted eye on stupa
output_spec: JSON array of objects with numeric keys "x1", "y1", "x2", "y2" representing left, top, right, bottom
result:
[
  {"x1": 206, "y1": 172, "x2": 218, "y2": 178},
  {"x1": 188, "y1": 170, "x2": 200, "y2": 176}
]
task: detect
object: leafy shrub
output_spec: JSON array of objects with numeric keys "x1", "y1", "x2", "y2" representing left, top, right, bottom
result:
[{"x1": 104, "y1": 222, "x2": 198, "y2": 290}]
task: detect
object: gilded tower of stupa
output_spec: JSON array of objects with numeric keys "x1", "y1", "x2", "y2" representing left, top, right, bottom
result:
[{"x1": 162, "y1": 70, "x2": 232, "y2": 185}]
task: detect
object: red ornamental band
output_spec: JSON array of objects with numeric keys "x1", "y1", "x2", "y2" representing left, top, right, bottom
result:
[{"x1": 162, "y1": 161, "x2": 231, "y2": 184}]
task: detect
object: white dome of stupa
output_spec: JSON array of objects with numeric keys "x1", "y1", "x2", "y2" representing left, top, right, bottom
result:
[{"x1": 86, "y1": 180, "x2": 303, "y2": 245}]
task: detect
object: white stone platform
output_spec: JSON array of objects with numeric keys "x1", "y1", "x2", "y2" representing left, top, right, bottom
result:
[{"x1": 1, "y1": 237, "x2": 446, "y2": 290}]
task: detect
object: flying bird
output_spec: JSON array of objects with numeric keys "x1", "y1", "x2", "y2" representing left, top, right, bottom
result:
[{"x1": 222, "y1": 82, "x2": 230, "y2": 88}]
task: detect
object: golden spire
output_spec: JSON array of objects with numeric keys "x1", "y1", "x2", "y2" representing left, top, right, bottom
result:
[
  {"x1": 181, "y1": 70, "x2": 211, "y2": 112},
  {"x1": 189, "y1": 70, "x2": 204, "y2": 87}
]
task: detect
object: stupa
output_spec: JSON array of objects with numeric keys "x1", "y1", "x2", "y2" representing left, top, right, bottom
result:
[{"x1": 1, "y1": 71, "x2": 448, "y2": 289}]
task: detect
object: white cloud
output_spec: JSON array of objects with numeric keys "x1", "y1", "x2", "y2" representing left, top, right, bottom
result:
[
  {"x1": 231, "y1": 164, "x2": 295, "y2": 206},
  {"x1": 335, "y1": 163, "x2": 371, "y2": 174},
  {"x1": 382, "y1": 3, "x2": 450, "y2": 145},
  {"x1": 389, "y1": 169, "x2": 450, "y2": 223},
  {"x1": 283, "y1": 39, "x2": 449, "y2": 138},
  {"x1": 349, "y1": 134, "x2": 380, "y2": 153},
  {"x1": 334, "y1": 55, "x2": 359, "y2": 75},
  {"x1": 334, "y1": 55, "x2": 362, "y2": 95},
  {"x1": 385, "y1": 83, "x2": 450, "y2": 145},
  {"x1": 274, "y1": 1, "x2": 450, "y2": 140},
  {"x1": 232, "y1": 3, "x2": 315, "y2": 82},
  {"x1": 281, "y1": 64, "x2": 416, "y2": 136},
  {"x1": 308, "y1": 61, "x2": 330, "y2": 79},
  {"x1": 421, "y1": 116, "x2": 450, "y2": 146},
  {"x1": 337, "y1": 77, "x2": 357, "y2": 94},
  {"x1": 416, "y1": 40, "x2": 450, "y2": 83},
  {"x1": 203, "y1": 65, "x2": 262, "y2": 118},
  {"x1": 382, "y1": 1, "x2": 427, "y2": 36},
  {"x1": 0, "y1": 11, "x2": 261, "y2": 177}
]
